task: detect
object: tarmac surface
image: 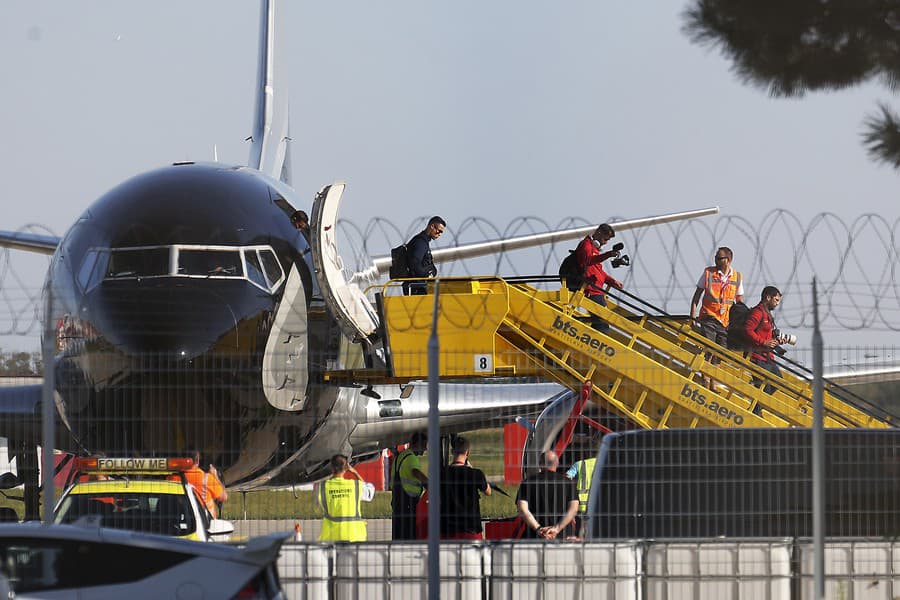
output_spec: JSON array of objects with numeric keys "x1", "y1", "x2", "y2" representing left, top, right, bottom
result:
[{"x1": 232, "y1": 518, "x2": 393, "y2": 542}]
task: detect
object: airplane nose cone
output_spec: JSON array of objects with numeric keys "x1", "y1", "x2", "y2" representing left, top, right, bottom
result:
[{"x1": 85, "y1": 281, "x2": 245, "y2": 358}]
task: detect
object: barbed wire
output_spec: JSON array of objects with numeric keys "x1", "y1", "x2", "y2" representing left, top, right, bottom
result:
[{"x1": 3, "y1": 210, "x2": 900, "y2": 337}]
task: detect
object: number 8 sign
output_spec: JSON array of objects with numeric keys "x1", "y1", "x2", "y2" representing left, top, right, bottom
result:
[{"x1": 474, "y1": 354, "x2": 493, "y2": 373}]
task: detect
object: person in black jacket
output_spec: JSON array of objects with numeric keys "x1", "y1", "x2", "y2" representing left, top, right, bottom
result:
[
  {"x1": 516, "y1": 450, "x2": 579, "y2": 540},
  {"x1": 404, "y1": 216, "x2": 446, "y2": 294}
]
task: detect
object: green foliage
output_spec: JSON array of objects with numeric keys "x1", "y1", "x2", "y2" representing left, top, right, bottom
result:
[
  {"x1": 682, "y1": 0, "x2": 900, "y2": 169},
  {"x1": 0, "y1": 349, "x2": 42, "y2": 376},
  {"x1": 220, "y1": 487, "x2": 519, "y2": 520},
  {"x1": 222, "y1": 427, "x2": 520, "y2": 520}
]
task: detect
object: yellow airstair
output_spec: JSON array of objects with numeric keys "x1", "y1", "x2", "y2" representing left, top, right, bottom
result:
[{"x1": 346, "y1": 277, "x2": 897, "y2": 431}]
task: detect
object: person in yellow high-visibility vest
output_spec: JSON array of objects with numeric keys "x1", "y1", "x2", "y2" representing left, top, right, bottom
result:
[
  {"x1": 566, "y1": 456, "x2": 597, "y2": 514},
  {"x1": 391, "y1": 432, "x2": 428, "y2": 540},
  {"x1": 317, "y1": 454, "x2": 368, "y2": 542}
]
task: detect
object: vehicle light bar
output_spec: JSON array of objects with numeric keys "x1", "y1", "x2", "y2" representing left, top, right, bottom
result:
[{"x1": 73, "y1": 457, "x2": 195, "y2": 472}]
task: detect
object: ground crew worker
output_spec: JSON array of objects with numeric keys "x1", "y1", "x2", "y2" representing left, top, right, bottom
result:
[
  {"x1": 689, "y1": 246, "x2": 744, "y2": 391},
  {"x1": 180, "y1": 449, "x2": 228, "y2": 519},
  {"x1": 566, "y1": 454, "x2": 597, "y2": 537},
  {"x1": 690, "y1": 247, "x2": 744, "y2": 347},
  {"x1": 317, "y1": 454, "x2": 368, "y2": 542},
  {"x1": 391, "y1": 431, "x2": 428, "y2": 540}
]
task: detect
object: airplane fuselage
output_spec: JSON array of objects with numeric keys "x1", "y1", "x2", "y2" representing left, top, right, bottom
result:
[{"x1": 45, "y1": 162, "x2": 343, "y2": 486}]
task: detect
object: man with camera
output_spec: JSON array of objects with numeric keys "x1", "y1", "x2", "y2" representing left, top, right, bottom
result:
[
  {"x1": 744, "y1": 285, "x2": 789, "y2": 394},
  {"x1": 575, "y1": 223, "x2": 624, "y2": 332}
]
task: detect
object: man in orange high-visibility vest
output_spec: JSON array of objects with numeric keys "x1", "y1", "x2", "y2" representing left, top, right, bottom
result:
[
  {"x1": 690, "y1": 246, "x2": 744, "y2": 349},
  {"x1": 181, "y1": 449, "x2": 228, "y2": 519}
]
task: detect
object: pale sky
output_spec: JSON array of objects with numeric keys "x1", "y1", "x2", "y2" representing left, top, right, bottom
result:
[{"x1": 0, "y1": 1, "x2": 897, "y2": 355}]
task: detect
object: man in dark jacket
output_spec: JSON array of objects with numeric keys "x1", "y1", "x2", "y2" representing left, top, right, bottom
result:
[
  {"x1": 404, "y1": 216, "x2": 446, "y2": 294},
  {"x1": 516, "y1": 450, "x2": 579, "y2": 540}
]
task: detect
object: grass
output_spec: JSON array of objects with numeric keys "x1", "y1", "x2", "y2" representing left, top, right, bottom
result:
[
  {"x1": 1, "y1": 427, "x2": 522, "y2": 521},
  {"x1": 223, "y1": 427, "x2": 520, "y2": 520},
  {"x1": 221, "y1": 485, "x2": 520, "y2": 520}
]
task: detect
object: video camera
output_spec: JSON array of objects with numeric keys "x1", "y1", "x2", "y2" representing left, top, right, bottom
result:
[{"x1": 610, "y1": 242, "x2": 630, "y2": 268}]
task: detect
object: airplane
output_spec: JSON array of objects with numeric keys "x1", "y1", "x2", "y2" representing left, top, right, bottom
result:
[{"x1": 0, "y1": 0, "x2": 717, "y2": 518}]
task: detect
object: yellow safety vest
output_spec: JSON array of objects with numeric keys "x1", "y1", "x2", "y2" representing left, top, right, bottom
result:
[
  {"x1": 699, "y1": 267, "x2": 742, "y2": 327},
  {"x1": 318, "y1": 478, "x2": 367, "y2": 542},
  {"x1": 393, "y1": 449, "x2": 424, "y2": 497},
  {"x1": 575, "y1": 458, "x2": 597, "y2": 514}
]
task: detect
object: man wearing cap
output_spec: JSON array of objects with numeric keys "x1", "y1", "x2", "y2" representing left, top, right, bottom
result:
[{"x1": 391, "y1": 432, "x2": 428, "y2": 540}]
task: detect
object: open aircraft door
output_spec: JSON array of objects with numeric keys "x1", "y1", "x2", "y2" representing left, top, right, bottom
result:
[
  {"x1": 520, "y1": 388, "x2": 579, "y2": 478},
  {"x1": 309, "y1": 183, "x2": 381, "y2": 346}
]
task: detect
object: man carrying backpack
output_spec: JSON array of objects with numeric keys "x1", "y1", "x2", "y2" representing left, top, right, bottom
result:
[
  {"x1": 575, "y1": 224, "x2": 624, "y2": 332},
  {"x1": 403, "y1": 216, "x2": 446, "y2": 295},
  {"x1": 744, "y1": 285, "x2": 784, "y2": 394},
  {"x1": 689, "y1": 247, "x2": 745, "y2": 350}
]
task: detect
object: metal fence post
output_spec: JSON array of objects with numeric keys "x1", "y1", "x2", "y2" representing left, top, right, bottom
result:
[{"x1": 427, "y1": 279, "x2": 441, "y2": 600}]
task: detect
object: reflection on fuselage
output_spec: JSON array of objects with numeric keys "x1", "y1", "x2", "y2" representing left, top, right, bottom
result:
[{"x1": 45, "y1": 163, "x2": 343, "y2": 486}]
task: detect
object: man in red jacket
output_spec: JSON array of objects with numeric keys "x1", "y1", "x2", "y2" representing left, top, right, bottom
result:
[
  {"x1": 743, "y1": 285, "x2": 783, "y2": 394},
  {"x1": 575, "y1": 223, "x2": 623, "y2": 331}
]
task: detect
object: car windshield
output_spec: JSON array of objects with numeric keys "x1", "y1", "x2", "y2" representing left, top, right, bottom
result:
[{"x1": 55, "y1": 491, "x2": 197, "y2": 537}]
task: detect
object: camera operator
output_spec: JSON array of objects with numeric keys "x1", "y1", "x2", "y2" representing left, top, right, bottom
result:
[
  {"x1": 743, "y1": 285, "x2": 785, "y2": 394},
  {"x1": 575, "y1": 224, "x2": 624, "y2": 332}
]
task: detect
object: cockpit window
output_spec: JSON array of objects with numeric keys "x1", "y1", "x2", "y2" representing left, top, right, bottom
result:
[
  {"x1": 259, "y1": 249, "x2": 284, "y2": 288},
  {"x1": 178, "y1": 249, "x2": 243, "y2": 277},
  {"x1": 95, "y1": 244, "x2": 285, "y2": 293},
  {"x1": 106, "y1": 248, "x2": 170, "y2": 278},
  {"x1": 76, "y1": 249, "x2": 109, "y2": 292},
  {"x1": 245, "y1": 251, "x2": 267, "y2": 288}
]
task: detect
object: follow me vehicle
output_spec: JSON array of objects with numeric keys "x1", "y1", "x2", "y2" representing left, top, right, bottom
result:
[{"x1": 53, "y1": 456, "x2": 234, "y2": 542}]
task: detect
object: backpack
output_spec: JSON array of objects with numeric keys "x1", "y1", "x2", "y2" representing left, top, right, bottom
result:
[
  {"x1": 558, "y1": 250, "x2": 583, "y2": 291},
  {"x1": 726, "y1": 301, "x2": 752, "y2": 350},
  {"x1": 389, "y1": 244, "x2": 411, "y2": 279}
]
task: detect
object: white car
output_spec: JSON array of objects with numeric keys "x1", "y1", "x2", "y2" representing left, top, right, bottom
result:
[{"x1": 0, "y1": 522, "x2": 287, "y2": 599}]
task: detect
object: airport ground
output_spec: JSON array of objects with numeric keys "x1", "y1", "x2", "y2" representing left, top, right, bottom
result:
[{"x1": 234, "y1": 518, "x2": 392, "y2": 541}]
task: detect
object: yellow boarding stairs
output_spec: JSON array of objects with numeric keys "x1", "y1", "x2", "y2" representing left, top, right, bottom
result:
[{"x1": 358, "y1": 277, "x2": 895, "y2": 431}]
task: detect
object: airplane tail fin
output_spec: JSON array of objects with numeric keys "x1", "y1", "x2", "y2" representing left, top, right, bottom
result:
[{"x1": 248, "y1": 0, "x2": 291, "y2": 184}]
